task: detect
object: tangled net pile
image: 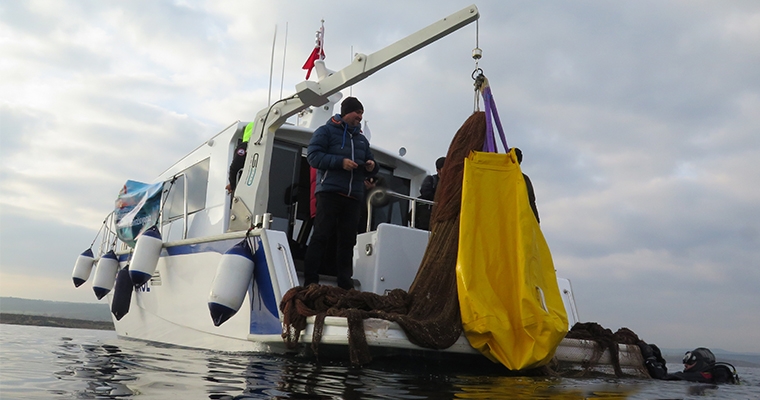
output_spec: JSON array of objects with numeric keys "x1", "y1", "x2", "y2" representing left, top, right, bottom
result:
[
  {"x1": 280, "y1": 112, "x2": 486, "y2": 365},
  {"x1": 565, "y1": 322, "x2": 646, "y2": 377}
]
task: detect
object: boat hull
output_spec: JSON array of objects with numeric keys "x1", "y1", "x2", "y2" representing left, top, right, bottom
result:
[
  {"x1": 111, "y1": 229, "x2": 296, "y2": 352},
  {"x1": 109, "y1": 232, "x2": 644, "y2": 375},
  {"x1": 264, "y1": 315, "x2": 646, "y2": 375}
]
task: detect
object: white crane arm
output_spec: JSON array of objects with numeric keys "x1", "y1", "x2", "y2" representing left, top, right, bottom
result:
[
  {"x1": 232, "y1": 5, "x2": 480, "y2": 229},
  {"x1": 295, "y1": 4, "x2": 480, "y2": 107}
]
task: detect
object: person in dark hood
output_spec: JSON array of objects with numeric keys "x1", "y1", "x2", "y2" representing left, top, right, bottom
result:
[
  {"x1": 304, "y1": 96, "x2": 378, "y2": 289},
  {"x1": 419, "y1": 156, "x2": 445, "y2": 201},
  {"x1": 664, "y1": 347, "x2": 715, "y2": 383},
  {"x1": 226, "y1": 122, "x2": 255, "y2": 195},
  {"x1": 414, "y1": 156, "x2": 445, "y2": 230}
]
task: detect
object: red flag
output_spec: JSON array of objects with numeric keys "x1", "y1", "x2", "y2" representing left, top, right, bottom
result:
[{"x1": 303, "y1": 21, "x2": 325, "y2": 80}]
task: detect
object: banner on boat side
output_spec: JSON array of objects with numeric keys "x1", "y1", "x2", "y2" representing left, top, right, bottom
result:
[
  {"x1": 456, "y1": 149, "x2": 568, "y2": 370},
  {"x1": 114, "y1": 180, "x2": 163, "y2": 248}
]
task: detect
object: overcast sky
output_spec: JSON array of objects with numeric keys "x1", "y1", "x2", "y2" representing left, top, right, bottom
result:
[{"x1": 1, "y1": 1, "x2": 759, "y2": 354}]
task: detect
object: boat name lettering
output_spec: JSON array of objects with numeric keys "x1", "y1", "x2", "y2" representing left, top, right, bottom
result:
[{"x1": 130, "y1": 215, "x2": 154, "y2": 227}]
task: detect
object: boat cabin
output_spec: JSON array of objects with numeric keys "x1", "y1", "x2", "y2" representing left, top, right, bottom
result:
[{"x1": 147, "y1": 114, "x2": 431, "y2": 292}]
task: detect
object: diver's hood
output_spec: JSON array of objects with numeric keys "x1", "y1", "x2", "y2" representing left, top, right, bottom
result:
[{"x1": 683, "y1": 347, "x2": 716, "y2": 372}]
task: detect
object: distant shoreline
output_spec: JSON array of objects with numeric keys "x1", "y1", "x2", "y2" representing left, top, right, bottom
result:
[{"x1": 0, "y1": 313, "x2": 114, "y2": 331}]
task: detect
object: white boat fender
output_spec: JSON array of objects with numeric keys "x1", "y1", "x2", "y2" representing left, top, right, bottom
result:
[
  {"x1": 208, "y1": 239, "x2": 255, "y2": 327},
  {"x1": 92, "y1": 250, "x2": 119, "y2": 300},
  {"x1": 72, "y1": 248, "x2": 95, "y2": 288},
  {"x1": 129, "y1": 226, "x2": 162, "y2": 286},
  {"x1": 111, "y1": 265, "x2": 133, "y2": 320}
]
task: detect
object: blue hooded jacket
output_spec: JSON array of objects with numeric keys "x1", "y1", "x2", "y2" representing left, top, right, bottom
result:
[{"x1": 307, "y1": 114, "x2": 378, "y2": 200}]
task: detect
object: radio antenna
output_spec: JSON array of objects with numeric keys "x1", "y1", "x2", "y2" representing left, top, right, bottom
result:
[
  {"x1": 267, "y1": 25, "x2": 277, "y2": 107},
  {"x1": 279, "y1": 23, "x2": 288, "y2": 100}
]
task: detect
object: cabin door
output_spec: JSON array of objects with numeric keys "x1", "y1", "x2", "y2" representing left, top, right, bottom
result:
[{"x1": 266, "y1": 141, "x2": 311, "y2": 266}]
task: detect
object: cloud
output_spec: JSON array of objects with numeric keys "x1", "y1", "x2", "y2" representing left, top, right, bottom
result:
[{"x1": 0, "y1": 207, "x2": 96, "y2": 275}]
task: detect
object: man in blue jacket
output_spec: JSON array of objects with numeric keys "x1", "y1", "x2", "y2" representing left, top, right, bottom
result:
[{"x1": 304, "y1": 97, "x2": 378, "y2": 289}]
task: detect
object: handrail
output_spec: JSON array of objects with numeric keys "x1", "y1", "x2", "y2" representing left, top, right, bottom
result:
[
  {"x1": 365, "y1": 188, "x2": 434, "y2": 232},
  {"x1": 277, "y1": 242, "x2": 297, "y2": 288},
  {"x1": 100, "y1": 212, "x2": 116, "y2": 257},
  {"x1": 160, "y1": 173, "x2": 189, "y2": 240}
]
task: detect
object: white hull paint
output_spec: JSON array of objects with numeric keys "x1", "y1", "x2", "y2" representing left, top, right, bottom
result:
[{"x1": 112, "y1": 230, "x2": 295, "y2": 352}]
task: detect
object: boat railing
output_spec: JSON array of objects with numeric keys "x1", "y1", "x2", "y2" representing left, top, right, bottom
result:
[
  {"x1": 365, "y1": 188, "x2": 434, "y2": 232},
  {"x1": 160, "y1": 172, "x2": 189, "y2": 240},
  {"x1": 101, "y1": 212, "x2": 120, "y2": 254},
  {"x1": 98, "y1": 172, "x2": 189, "y2": 257}
]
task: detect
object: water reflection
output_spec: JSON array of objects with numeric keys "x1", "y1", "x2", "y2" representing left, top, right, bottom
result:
[
  {"x1": 53, "y1": 340, "x2": 136, "y2": 398},
  {"x1": 52, "y1": 336, "x2": 754, "y2": 399},
  {"x1": 204, "y1": 354, "x2": 643, "y2": 400}
]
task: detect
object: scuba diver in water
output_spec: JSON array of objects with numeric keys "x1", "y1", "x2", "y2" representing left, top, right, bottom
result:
[{"x1": 661, "y1": 347, "x2": 739, "y2": 384}]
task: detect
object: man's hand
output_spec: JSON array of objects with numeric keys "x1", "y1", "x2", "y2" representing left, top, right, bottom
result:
[
  {"x1": 225, "y1": 184, "x2": 232, "y2": 194},
  {"x1": 364, "y1": 159, "x2": 375, "y2": 171},
  {"x1": 343, "y1": 158, "x2": 358, "y2": 170}
]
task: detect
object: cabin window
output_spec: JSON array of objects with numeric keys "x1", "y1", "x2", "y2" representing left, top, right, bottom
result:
[{"x1": 163, "y1": 158, "x2": 210, "y2": 222}]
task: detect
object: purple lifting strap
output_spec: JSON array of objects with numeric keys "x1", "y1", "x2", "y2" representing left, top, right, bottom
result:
[{"x1": 481, "y1": 85, "x2": 509, "y2": 153}]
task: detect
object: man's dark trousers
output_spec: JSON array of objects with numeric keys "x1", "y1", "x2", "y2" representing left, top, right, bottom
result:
[{"x1": 304, "y1": 191, "x2": 360, "y2": 290}]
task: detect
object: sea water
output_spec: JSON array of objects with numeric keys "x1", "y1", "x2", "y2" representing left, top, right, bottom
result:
[{"x1": 1, "y1": 324, "x2": 758, "y2": 399}]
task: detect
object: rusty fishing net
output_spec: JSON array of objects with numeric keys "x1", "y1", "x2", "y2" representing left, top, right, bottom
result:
[
  {"x1": 564, "y1": 322, "x2": 646, "y2": 377},
  {"x1": 280, "y1": 112, "x2": 486, "y2": 365}
]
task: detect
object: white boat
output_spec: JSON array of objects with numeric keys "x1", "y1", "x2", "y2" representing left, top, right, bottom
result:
[{"x1": 73, "y1": 4, "x2": 647, "y2": 376}]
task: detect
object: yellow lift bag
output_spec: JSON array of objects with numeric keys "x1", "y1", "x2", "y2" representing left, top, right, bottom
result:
[{"x1": 456, "y1": 149, "x2": 568, "y2": 370}]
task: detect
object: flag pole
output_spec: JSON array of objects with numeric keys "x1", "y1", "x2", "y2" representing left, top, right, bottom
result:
[{"x1": 302, "y1": 20, "x2": 325, "y2": 80}]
